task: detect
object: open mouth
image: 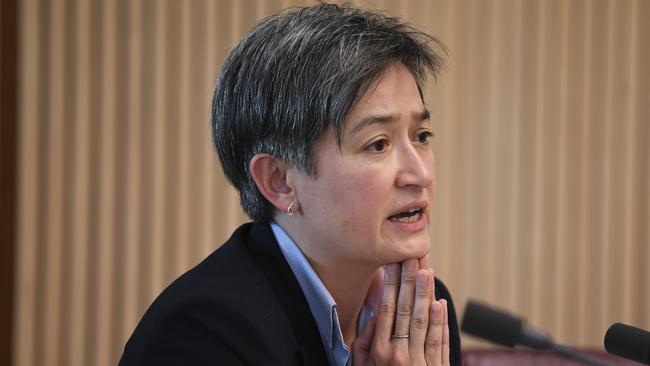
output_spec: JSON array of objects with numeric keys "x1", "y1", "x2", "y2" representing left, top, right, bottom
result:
[{"x1": 388, "y1": 208, "x2": 422, "y2": 223}]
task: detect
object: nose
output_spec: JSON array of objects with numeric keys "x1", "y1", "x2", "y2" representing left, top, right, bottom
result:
[{"x1": 395, "y1": 142, "x2": 434, "y2": 189}]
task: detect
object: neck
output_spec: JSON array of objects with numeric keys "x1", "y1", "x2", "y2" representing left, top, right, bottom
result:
[
  {"x1": 312, "y1": 261, "x2": 376, "y2": 345},
  {"x1": 273, "y1": 218, "x2": 378, "y2": 345}
]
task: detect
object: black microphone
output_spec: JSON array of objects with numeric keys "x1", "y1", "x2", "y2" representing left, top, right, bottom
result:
[
  {"x1": 604, "y1": 322, "x2": 650, "y2": 365},
  {"x1": 461, "y1": 300, "x2": 613, "y2": 366}
]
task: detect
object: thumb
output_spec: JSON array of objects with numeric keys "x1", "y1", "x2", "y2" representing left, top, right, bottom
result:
[
  {"x1": 352, "y1": 315, "x2": 377, "y2": 365},
  {"x1": 365, "y1": 267, "x2": 385, "y2": 311}
]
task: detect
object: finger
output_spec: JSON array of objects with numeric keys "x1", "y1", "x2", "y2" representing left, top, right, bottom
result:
[
  {"x1": 366, "y1": 266, "x2": 385, "y2": 311},
  {"x1": 352, "y1": 315, "x2": 377, "y2": 366},
  {"x1": 440, "y1": 299, "x2": 450, "y2": 366},
  {"x1": 425, "y1": 301, "x2": 443, "y2": 366},
  {"x1": 408, "y1": 269, "x2": 431, "y2": 360},
  {"x1": 418, "y1": 254, "x2": 430, "y2": 270},
  {"x1": 429, "y1": 268, "x2": 436, "y2": 302},
  {"x1": 393, "y1": 259, "x2": 418, "y2": 337},
  {"x1": 374, "y1": 263, "x2": 400, "y2": 344}
]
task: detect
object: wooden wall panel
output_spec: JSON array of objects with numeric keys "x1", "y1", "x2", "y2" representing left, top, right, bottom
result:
[
  {"x1": 0, "y1": 0, "x2": 18, "y2": 364},
  {"x1": 14, "y1": 1, "x2": 649, "y2": 364}
]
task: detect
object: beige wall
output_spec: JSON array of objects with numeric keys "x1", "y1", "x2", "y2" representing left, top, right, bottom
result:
[{"x1": 14, "y1": 0, "x2": 649, "y2": 365}]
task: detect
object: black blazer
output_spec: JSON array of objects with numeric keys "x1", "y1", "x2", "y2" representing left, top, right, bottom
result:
[{"x1": 119, "y1": 222, "x2": 462, "y2": 365}]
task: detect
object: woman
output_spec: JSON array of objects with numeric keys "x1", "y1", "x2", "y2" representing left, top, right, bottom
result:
[{"x1": 120, "y1": 4, "x2": 461, "y2": 365}]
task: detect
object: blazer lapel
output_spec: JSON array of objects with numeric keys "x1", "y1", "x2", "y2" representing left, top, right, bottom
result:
[{"x1": 245, "y1": 222, "x2": 329, "y2": 366}]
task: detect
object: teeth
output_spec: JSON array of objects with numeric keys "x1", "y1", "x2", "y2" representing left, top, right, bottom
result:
[
  {"x1": 408, "y1": 208, "x2": 420, "y2": 213},
  {"x1": 392, "y1": 212, "x2": 420, "y2": 223}
]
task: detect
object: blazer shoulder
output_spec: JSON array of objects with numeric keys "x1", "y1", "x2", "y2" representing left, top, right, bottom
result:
[{"x1": 120, "y1": 223, "x2": 302, "y2": 365}]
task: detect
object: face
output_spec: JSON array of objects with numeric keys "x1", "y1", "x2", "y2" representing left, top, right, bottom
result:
[{"x1": 288, "y1": 63, "x2": 436, "y2": 268}]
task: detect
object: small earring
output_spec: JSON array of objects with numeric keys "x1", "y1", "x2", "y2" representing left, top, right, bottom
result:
[{"x1": 287, "y1": 201, "x2": 296, "y2": 216}]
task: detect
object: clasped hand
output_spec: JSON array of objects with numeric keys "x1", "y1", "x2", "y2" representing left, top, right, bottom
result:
[{"x1": 352, "y1": 258, "x2": 450, "y2": 366}]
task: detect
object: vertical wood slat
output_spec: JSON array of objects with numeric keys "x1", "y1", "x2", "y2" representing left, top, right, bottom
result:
[
  {"x1": 121, "y1": 0, "x2": 142, "y2": 351},
  {"x1": 621, "y1": 0, "x2": 638, "y2": 323},
  {"x1": 188, "y1": 1, "x2": 210, "y2": 266},
  {"x1": 15, "y1": 0, "x2": 39, "y2": 364},
  {"x1": 42, "y1": 0, "x2": 65, "y2": 364},
  {"x1": 481, "y1": 0, "x2": 498, "y2": 304},
  {"x1": 94, "y1": 0, "x2": 117, "y2": 364},
  {"x1": 176, "y1": 0, "x2": 192, "y2": 275},
  {"x1": 0, "y1": 0, "x2": 19, "y2": 363},
  {"x1": 14, "y1": 0, "x2": 650, "y2": 364},
  {"x1": 586, "y1": 0, "x2": 609, "y2": 345},
  {"x1": 505, "y1": 0, "x2": 523, "y2": 314},
  {"x1": 595, "y1": 1, "x2": 620, "y2": 340},
  {"x1": 149, "y1": 0, "x2": 167, "y2": 306},
  {"x1": 162, "y1": 0, "x2": 182, "y2": 290},
  {"x1": 134, "y1": 0, "x2": 154, "y2": 323},
  {"x1": 202, "y1": 0, "x2": 218, "y2": 259},
  {"x1": 634, "y1": 0, "x2": 650, "y2": 328},
  {"x1": 68, "y1": 0, "x2": 90, "y2": 363},
  {"x1": 82, "y1": 2, "x2": 103, "y2": 363},
  {"x1": 58, "y1": 0, "x2": 77, "y2": 360},
  {"x1": 576, "y1": 0, "x2": 595, "y2": 346},
  {"x1": 553, "y1": 0, "x2": 571, "y2": 341}
]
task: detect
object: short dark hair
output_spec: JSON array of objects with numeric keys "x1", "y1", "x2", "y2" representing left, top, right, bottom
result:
[{"x1": 211, "y1": 3, "x2": 446, "y2": 221}]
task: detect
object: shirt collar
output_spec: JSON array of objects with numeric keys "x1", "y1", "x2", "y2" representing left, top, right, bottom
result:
[{"x1": 271, "y1": 222, "x2": 356, "y2": 365}]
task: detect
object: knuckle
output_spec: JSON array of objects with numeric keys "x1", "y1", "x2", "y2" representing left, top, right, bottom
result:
[
  {"x1": 426, "y1": 337, "x2": 442, "y2": 348},
  {"x1": 378, "y1": 302, "x2": 395, "y2": 314},
  {"x1": 415, "y1": 287, "x2": 429, "y2": 297},
  {"x1": 401, "y1": 274, "x2": 417, "y2": 284},
  {"x1": 390, "y1": 351, "x2": 408, "y2": 366},
  {"x1": 384, "y1": 275, "x2": 398, "y2": 286},
  {"x1": 411, "y1": 316, "x2": 426, "y2": 330},
  {"x1": 396, "y1": 302, "x2": 412, "y2": 316},
  {"x1": 371, "y1": 346, "x2": 389, "y2": 361},
  {"x1": 385, "y1": 279, "x2": 398, "y2": 287}
]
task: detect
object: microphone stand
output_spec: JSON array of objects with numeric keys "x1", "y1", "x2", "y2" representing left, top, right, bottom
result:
[
  {"x1": 523, "y1": 326, "x2": 614, "y2": 366},
  {"x1": 550, "y1": 343, "x2": 614, "y2": 366}
]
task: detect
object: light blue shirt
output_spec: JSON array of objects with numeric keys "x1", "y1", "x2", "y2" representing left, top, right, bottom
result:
[{"x1": 271, "y1": 222, "x2": 374, "y2": 366}]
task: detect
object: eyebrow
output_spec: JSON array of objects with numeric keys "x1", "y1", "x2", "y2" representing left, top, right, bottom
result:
[{"x1": 347, "y1": 109, "x2": 430, "y2": 135}]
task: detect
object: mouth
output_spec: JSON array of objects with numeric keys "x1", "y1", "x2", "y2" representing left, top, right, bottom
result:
[{"x1": 387, "y1": 207, "x2": 425, "y2": 223}]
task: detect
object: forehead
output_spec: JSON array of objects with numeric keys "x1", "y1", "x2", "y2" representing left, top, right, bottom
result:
[{"x1": 341, "y1": 63, "x2": 426, "y2": 136}]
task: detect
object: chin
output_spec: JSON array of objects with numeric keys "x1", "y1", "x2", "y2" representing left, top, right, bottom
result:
[
  {"x1": 406, "y1": 239, "x2": 431, "y2": 259},
  {"x1": 384, "y1": 237, "x2": 431, "y2": 263}
]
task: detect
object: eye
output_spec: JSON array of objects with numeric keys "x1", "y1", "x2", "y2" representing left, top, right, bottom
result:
[
  {"x1": 368, "y1": 139, "x2": 389, "y2": 152},
  {"x1": 416, "y1": 130, "x2": 434, "y2": 144}
]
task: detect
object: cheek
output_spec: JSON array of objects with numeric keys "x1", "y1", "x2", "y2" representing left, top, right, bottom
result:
[{"x1": 333, "y1": 168, "x2": 392, "y2": 224}]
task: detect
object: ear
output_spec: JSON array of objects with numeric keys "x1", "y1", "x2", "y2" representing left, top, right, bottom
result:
[{"x1": 249, "y1": 153, "x2": 295, "y2": 213}]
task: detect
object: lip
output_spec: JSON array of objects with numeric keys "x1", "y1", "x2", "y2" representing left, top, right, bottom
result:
[
  {"x1": 386, "y1": 201, "x2": 429, "y2": 232},
  {"x1": 387, "y1": 210, "x2": 427, "y2": 231},
  {"x1": 387, "y1": 201, "x2": 428, "y2": 218}
]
